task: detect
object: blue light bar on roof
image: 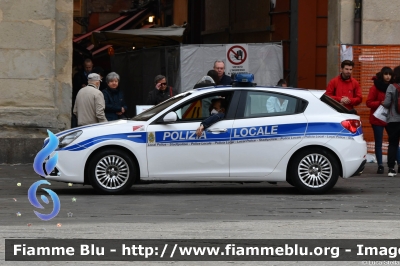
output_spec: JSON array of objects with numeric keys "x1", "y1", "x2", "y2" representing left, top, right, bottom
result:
[{"x1": 235, "y1": 73, "x2": 254, "y2": 83}]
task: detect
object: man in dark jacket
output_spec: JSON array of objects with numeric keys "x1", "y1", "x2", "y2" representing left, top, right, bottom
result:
[
  {"x1": 213, "y1": 60, "x2": 232, "y2": 85},
  {"x1": 146, "y1": 75, "x2": 178, "y2": 105},
  {"x1": 73, "y1": 58, "x2": 93, "y2": 104}
]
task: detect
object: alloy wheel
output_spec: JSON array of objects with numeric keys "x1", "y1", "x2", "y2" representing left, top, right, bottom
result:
[
  {"x1": 95, "y1": 155, "x2": 130, "y2": 190},
  {"x1": 297, "y1": 153, "x2": 332, "y2": 188}
]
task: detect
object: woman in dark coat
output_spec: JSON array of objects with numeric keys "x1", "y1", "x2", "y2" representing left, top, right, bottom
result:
[
  {"x1": 366, "y1": 66, "x2": 399, "y2": 174},
  {"x1": 102, "y1": 72, "x2": 128, "y2": 121}
]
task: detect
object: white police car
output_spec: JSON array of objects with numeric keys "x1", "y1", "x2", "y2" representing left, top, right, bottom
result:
[{"x1": 45, "y1": 74, "x2": 366, "y2": 194}]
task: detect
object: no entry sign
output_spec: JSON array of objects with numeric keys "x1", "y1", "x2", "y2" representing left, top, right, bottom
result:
[{"x1": 225, "y1": 44, "x2": 249, "y2": 76}]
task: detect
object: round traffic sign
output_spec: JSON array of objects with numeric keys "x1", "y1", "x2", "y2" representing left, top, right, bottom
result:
[{"x1": 227, "y1": 45, "x2": 247, "y2": 65}]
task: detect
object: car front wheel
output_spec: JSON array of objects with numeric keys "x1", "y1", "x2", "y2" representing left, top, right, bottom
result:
[
  {"x1": 88, "y1": 149, "x2": 137, "y2": 194},
  {"x1": 289, "y1": 148, "x2": 339, "y2": 194}
]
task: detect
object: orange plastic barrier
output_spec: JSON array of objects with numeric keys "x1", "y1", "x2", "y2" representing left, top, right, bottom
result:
[{"x1": 340, "y1": 45, "x2": 400, "y2": 154}]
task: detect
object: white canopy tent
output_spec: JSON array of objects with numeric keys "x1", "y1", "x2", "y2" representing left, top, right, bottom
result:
[
  {"x1": 112, "y1": 42, "x2": 283, "y2": 116},
  {"x1": 177, "y1": 43, "x2": 283, "y2": 92}
]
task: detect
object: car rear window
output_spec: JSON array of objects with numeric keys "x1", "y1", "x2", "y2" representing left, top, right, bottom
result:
[{"x1": 320, "y1": 94, "x2": 354, "y2": 114}]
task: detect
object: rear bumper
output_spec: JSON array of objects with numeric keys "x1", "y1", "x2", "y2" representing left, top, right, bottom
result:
[
  {"x1": 351, "y1": 159, "x2": 366, "y2": 177},
  {"x1": 325, "y1": 134, "x2": 367, "y2": 178}
]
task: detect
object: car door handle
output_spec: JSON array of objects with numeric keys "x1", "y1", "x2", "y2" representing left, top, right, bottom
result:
[{"x1": 207, "y1": 128, "x2": 227, "y2": 133}]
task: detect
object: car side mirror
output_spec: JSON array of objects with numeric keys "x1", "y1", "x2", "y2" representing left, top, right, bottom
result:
[{"x1": 163, "y1": 112, "x2": 178, "y2": 122}]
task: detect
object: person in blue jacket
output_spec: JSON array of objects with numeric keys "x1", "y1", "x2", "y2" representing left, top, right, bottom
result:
[
  {"x1": 195, "y1": 97, "x2": 226, "y2": 137},
  {"x1": 102, "y1": 72, "x2": 128, "y2": 121}
]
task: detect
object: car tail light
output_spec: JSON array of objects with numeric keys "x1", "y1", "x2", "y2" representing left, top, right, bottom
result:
[{"x1": 341, "y1": 119, "x2": 361, "y2": 133}]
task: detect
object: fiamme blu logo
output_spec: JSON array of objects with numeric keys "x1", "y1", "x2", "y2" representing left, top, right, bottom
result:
[{"x1": 29, "y1": 130, "x2": 61, "y2": 221}]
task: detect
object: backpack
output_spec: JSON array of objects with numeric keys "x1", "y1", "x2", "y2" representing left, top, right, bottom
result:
[{"x1": 392, "y1": 83, "x2": 400, "y2": 114}]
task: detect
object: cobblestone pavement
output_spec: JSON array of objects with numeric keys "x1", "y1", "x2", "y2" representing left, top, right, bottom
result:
[{"x1": 1, "y1": 162, "x2": 399, "y2": 265}]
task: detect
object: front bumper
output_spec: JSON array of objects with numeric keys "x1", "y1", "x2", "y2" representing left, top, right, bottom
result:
[{"x1": 42, "y1": 150, "x2": 87, "y2": 184}]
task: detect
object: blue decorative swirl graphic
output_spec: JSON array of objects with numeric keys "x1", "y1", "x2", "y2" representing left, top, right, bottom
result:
[
  {"x1": 28, "y1": 180, "x2": 61, "y2": 221},
  {"x1": 33, "y1": 130, "x2": 59, "y2": 176}
]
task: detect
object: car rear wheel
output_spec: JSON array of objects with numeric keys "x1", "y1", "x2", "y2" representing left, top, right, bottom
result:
[
  {"x1": 88, "y1": 149, "x2": 137, "y2": 194},
  {"x1": 286, "y1": 178, "x2": 294, "y2": 186},
  {"x1": 289, "y1": 148, "x2": 339, "y2": 194}
]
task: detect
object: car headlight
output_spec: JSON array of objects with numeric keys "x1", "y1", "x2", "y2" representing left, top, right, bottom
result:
[{"x1": 58, "y1": 130, "x2": 83, "y2": 148}]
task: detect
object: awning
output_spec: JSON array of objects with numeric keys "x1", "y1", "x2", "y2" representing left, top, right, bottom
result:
[
  {"x1": 91, "y1": 27, "x2": 186, "y2": 49},
  {"x1": 73, "y1": 14, "x2": 129, "y2": 43},
  {"x1": 91, "y1": 24, "x2": 155, "y2": 56}
]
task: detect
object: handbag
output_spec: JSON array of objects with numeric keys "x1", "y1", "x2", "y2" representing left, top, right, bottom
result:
[{"x1": 373, "y1": 105, "x2": 389, "y2": 122}]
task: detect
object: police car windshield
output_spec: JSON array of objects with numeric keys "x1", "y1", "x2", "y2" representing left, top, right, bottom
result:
[{"x1": 131, "y1": 93, "x2": 191, "y2": 121}]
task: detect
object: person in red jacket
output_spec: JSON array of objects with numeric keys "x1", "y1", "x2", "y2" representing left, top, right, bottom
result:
[
  {"x1": 325, "y1": 60, "x2": 362, "y2": 110},
  {"x1": 366, "y1": 66, "x2": 400, "y2": 174}
]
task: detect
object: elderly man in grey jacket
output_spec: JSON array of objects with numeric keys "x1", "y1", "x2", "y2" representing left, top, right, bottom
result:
[{"x1": 73, "y1": 73, "x2": 107, "y2": 126}]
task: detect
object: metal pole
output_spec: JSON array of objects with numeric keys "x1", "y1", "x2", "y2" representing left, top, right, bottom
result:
[
  {"x1": 354, "y1": 0, "x2": 362, "y2": 44},
  {"x1": 289, "y1": 0, "x2": 298, "y2": 87}
]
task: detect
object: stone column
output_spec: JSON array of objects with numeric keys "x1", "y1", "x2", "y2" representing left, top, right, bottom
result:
[
  {"x1": 0, "y1": 0, "x2": 73, "y2": 163},
  {"x1": 339, "y1": 0, "x2": 355, "y2": 44},
  {"x1": 362, "y1": 0, "x2": 400, "y2": 44},
  {"x1": 327, "y1": 0, "x2": 355, "y2": 82},
  {"x1": 327, "y1": 0, "x2": 340, "y2": 82}
]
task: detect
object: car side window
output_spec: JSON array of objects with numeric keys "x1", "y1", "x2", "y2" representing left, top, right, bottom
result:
[
  {"x1": 242, "y1": 91, "x2": 299, "y2": 118},
  {"x1": 173, "y1": 92, "x2": 234, "y2": 122}
]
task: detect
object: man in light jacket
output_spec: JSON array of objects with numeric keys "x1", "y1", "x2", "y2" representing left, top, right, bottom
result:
[{"x1": 73, "y1": 73, "x2": 107, "y2": 126}]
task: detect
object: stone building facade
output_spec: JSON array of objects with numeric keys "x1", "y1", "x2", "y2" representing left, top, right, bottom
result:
[
  {"x1": 1, "y1": 0, "x2": 400, "y2": 163},
  {"x1": 74, "y1": 0, "x2": 132, "y2": 34},
  {"x1": 328, "y1": 0, "x2": 400, "y2": 80},
  {"x1": 197, "y1": 0, "x2": 400, "y2": 87},
  {"x1": 0, "y1": 0, "x2": 73, "y2": 163}
]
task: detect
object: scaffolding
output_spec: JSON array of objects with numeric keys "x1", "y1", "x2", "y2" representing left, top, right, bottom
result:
[{"x1": 340, "y1": 45, "x2": 400, "y2": 154}]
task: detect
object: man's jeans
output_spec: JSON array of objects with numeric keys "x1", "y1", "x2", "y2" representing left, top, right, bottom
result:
[{"x1": 385, "y1": 122, "x2": 400, "y2": 168}]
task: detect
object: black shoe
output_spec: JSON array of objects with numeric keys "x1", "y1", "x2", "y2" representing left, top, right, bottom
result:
[
  {"x1": 388, "y1": 168, "x2": 397, "y2": 177},
  {"x1": 377, "y1": 165, "x2": 384, "y2": 174}
]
